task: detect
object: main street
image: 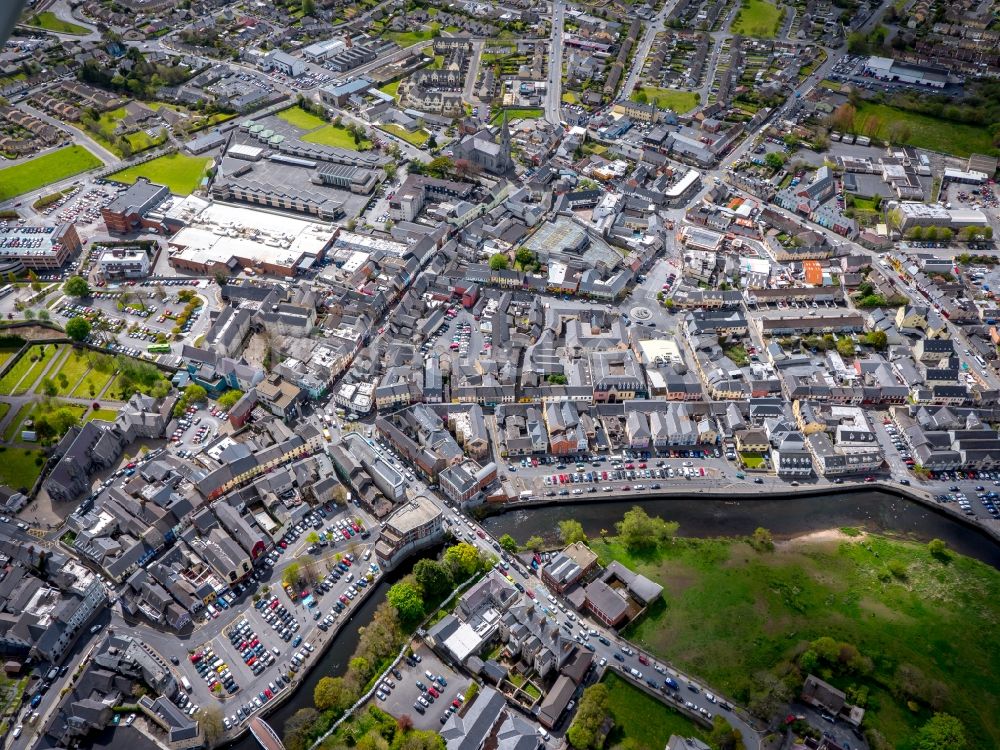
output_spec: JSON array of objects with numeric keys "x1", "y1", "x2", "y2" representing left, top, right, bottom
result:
[{"x1": 543, "y1": 0, "x2": 565, "y2": 126}]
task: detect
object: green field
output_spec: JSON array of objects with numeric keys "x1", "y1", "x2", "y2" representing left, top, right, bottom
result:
[
  {"x1": 0, "y1": 402, "x2": 9, "y2": 425},
  {"x1": 86, "y1": 408, "x2": 119, "y2": 422},
  {"x1": 276, "y1": 105, "x2": 327, "y2": 131},
  {"x1": 25, "y1": 11, "x2": 90, "y2": 34},
  {"x1": 302, "y1": 124, "x2": 371, "y2": 150},
  {"x1": 562, "y1": 91, "x2": 580, "y2": 105},
  {"x1": 108, "y1": 152, "x2": 211, "y2": 196},
  {"x1": 602, "y1": 672, "x2": 710, "y2": 750},
  {"x1": 592, "y1": 531, "x2": 1000, "y2": 750},
  {"x1": 50, "y1": 348, "x2": 92, "y2": 396},
  {"x1": 379, "y1": 123, "x2": 430, "y2": 146},
  {"x1": 731, "y1": 0, "x2": 783, "y2": 37},
  {"x1": 379, "y1": 80, "x2": 402, "y2": 101},
  {"x1": 490, "y1": 108, "x2": 543, "y2": 123},
  {"x1": 853, "y1": 102, "x2": 994, "y2": 158},
  {"x1": 0, "y1": 447, "x2": 46, "y2": 492},
  {"x1": 385, "y1": 29, "x2": 437, "y2": 47},
  {"x1": 0, "y1": 348, "x2": 19, "y2": 369},
  {"x1": 71, "y1": 366, "x2": 114, "y2": 399},
  {"x1": 0, "y1": 344, "x2": 61, "y2": 395},
  {"x1": 3, "y1": 403, "x2": 33, "y2": 443},
  {"x1": 631, "y1": 87, "x2": 699, "y2": 113},
  {"x1": 0, "y1": 146, "x2": 102, "y2": 201}
]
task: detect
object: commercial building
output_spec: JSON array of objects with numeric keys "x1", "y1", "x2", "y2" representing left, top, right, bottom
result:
[
  {"x1": 373, "y1": 495, "x2": 444, "y2": 568},
  {"x1": 863, "y1": 56, "x2": 948, "y2": 88},
  {"x1": 303, "y1": 38, "x2": 348, "y2": 62},
  {"x1": 0, "y1": 222, "x2": 81, "y2": 271},
  {"x1": 167, "y1": 201, "x2": 334, "y2": 276},
  {"x1": 892, "y1": 201, "x2": 989, "y2": 230},
  {"x1": 101, "y1": 179, "x2": 171, "y2": 233},
  {"x1": 319, "y1": 77, "x2": 373, "y2": 106},
  {"x1": 261, "y1": 49, "x2": 305, "y2": 77},
  {"x1": 312, "y1": 163, "x2": 380, "y2": 194},
  {"x1": 95, "y1": 246, "x2": 152, "y2": 281}
]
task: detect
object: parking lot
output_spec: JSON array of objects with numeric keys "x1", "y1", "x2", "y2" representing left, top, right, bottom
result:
[
  {"x1": 377, "y1": 644, "x2": 473, "y2": 730},
  {"x1": 501, "y1": 450, "x2": 729, "y2": 498},
  {"x1": 169, "y1": 403, "x2": 225, "y2": 459}
]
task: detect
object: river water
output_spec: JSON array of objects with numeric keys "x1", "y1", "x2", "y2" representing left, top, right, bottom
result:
[{"x1": 230, "y1": 490, "x2": 999, "y2": 749}]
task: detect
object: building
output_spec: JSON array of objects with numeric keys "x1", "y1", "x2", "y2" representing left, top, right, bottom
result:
[
  {"x1": 303, "y1": 38, "x2": 348, "y2": 62},
  {"x1": 261, "y1": 50, "x2": 305, "y2": 77},
  {"x1": 95, "y1": 247, "x2": 152, "y2": 281},
  {"x1": 373, "y1": 495, "x2": 443, "y2": 568},
  {"x1": 101, "y1": 180, "x2": 171, "y2": 233},
  {"x1": 0, "y1": 222, "x2": 82, "y2": 272},
  {"x1": 541, "y1": 541, "x2": 599, "y2": 593},
  {"x1": 312, "y1": 163, "x2": 380, "y2": 194},
  {"x1": 893, "y1": 201, "x2": 989, "y2": 230},
  {"x1": 438, "y1": 460, "x2": 497, "y2": 505},
  {"x1": 863, "y1": 56, "x2": 948, "y2": 88},
  {"x1": 452, "y1": 114, "x2": 514, "y2": 175}
]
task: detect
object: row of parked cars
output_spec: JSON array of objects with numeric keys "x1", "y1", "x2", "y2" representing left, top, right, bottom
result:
[
  {"x1": 190, "y1": 644, "x2": 238, "y2": 697},
  {"x1": 257, "y1": 595, "x2": 301, "y2": 642},
  {"x1": 228, "y1": 616, "x2": 277, "y2": 679}
]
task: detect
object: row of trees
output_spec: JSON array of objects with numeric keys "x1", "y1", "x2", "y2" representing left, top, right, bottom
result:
[
  {"x1": 387, "y1": 542, "x2": 495, "y2": 625},
  {"x1": 565, "y1": 683, "x2": 610, "y2": 749}
]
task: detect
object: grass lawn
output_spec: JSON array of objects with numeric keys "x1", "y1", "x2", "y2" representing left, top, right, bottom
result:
[
  {"x1": 0, "y1": 447, "x2": 46, "y2": 492},
  {"x1": 0, "y1": 344, "x2": 60, "y2": 395},
  {"x1": 3, "y1": 403, "x2": 33, "y2": 443},
  {"x1": 731, "y1": 0, "x2": 783, "y2": 37},
  {"x1": 275, "y1": 105, "x2": 327, "y2": 131},
  {"x1": 50, "y1": 348, "x2": 92, "y2": 396},
  {"x1": 108, "y1": 153, "x2": 211, "y2": 196},
  {"x1": 25, "y1": 11, "x2": 89, "y2": 34},
  {"x1": 819, "y1": 78, "x2": 842, "y2": 91},
  {"x1": 0, "y1": 146, "x2": 102, "y2": 201},
  {"x1": 0, "y1": 348, "x2": 19, "y2": 369},
  {"x1": 379, "y1": 80, "x2": 401, "y2": 101},
  {"x1": 385, "y1": 29, "x2": 436, "y2": 47},
  {"x1": 852, "y1": 101, "x2": 994, "y2": 158},
  {"x1": 71, "y1": 366, "x2": 114, "y2": 399},
  {"x1": 739, "y1": 452, "x2": 767, "y2": 469},
  {"x1": 303, "y1": 124, "x2": 371, "y2": 150},
  {"x1": 592, "y1": 532, "x2": 1000, "y2": 750},
  {"x1": 86, "y1": 408, "x2": 120, "y2": 423},
  {"x1": 602, "y1": 672, "x2": 710, "y2": 750},
  {"x1": 490, "y1": 108, "x2": 543, "y2": 123},
  {"x1": 723, "y1": 343, "x2": 748, "y2": 366},
  {"x1": 0, "y1": 402, "x2": 9, "y2": 425},
  {"x1": 379, "y1": 123, "x2": 429, "y2": 146},
  {"x1": 631, "y1": 87, "x2": 699, "y2": 113}
]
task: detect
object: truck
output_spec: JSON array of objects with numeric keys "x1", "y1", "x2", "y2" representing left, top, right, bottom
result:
[{"x1": 181, "y1": 676, "x2": 193, "y2": 692}]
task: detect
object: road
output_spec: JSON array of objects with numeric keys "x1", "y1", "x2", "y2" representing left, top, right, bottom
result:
[
  {"x1": 620, "y1": 0, "x2": 681, "y2": 100},
  {"x1": 543, "y1": 0, "x2": 565, "y2": 126}
]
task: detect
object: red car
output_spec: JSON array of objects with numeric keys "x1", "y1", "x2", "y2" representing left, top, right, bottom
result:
[
  {"x1": 351, "y1": 523, "x2": 360, "y2": 532},
  {"x1": 340, "y1": 595, "x2": 349, "y2": 604},
  {"x1": 342, "y1": 558, "x2": 351, "y2": 566},
  {"x1": 428, "y1": 686, "x2": 440, "y2": 698},
  {"x1": 638, "y1": 463, "x2": 647, "y2": 469},
  {"x1": 452, "y1": 700, "x2": 460, "y2": 708},
  {"x1": 638, "y1": 654, "x2": 649, "y2": 665},
  {"x1": 279, "y1": 541, "x2": 288, "y2": 549},
  {"x1": 264, "y1": 689, "x2": 273, "y2": 699},
  {"x1": 525, "y1": 589, "x2": 535, "y2": 599},
  {"x1": 342, "y1": 529, "x2": 350, "y2": 539}
]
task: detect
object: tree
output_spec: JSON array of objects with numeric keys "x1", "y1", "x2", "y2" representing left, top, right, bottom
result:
[
  {"x1": 301, "y1": 0, "x2": 315, "y2": 15},
  {"x1": 916, "y1": 714, "x2": 966, "y2": 750},
  {"x1": 28, "y1": 269, "x2": 40, "y2": 292},
  {"x1": 524, "y1": 535, "x2": 544, "y2": 551},
  {"x1": 566, "y1": 683, "x2": 610, "y2": 750},
  {"x1": 498, "y1": 534, "x2": 518, "y2": 553},
  {"x1": 836, "y1": 337, "x2": 856, "y2": 357},
  {"x1": 558, "y1": 519, "x2": 587, "y2": 545},
  {"x1": 387, "y1": 580, "x2": 425, "y2": 623},
  {"x1": 426, "y1": 156, "x2": 454, "y2": 178},
  {"x1": 283, "y1": 561, "x2": 302, "y2": 588},
  {"x1": 65, "y1": 316, "x2": 91, "y2": 342},
  {"x1": 927, "y1": 538, "x2": 949, "y2": 560},
  {"x1": 616, "y1": 505, "x2": 679, "y2": 551},
  {"x1": 174, "y1": 383, "x2": 208, "y2": 417},
  {"x1": 514, "y1": 247, "x2": 535, "y2": 268},
  {"x1": 764, "y1": 152, "x2": 787, "y2": 170},
  {"x1": 830, "y1": 102, "x2": 857, "y2": 133},
  {"x1": 444, "y1": 542, "x2": 482, "y2": 579},
  {"x1": 217, "y1": 389, "x2": 244, "y2": 409},
  {"x1": 314, "y1": 675, "x2": 352, "y2": 712},
  {"x1": 307, "y1": 531, "x2": 320, "y2": 545},
  {"x1": 864, "y1": 330, "x2": 888, "y2": 350},
  {"x1": 708, "y1": 716, "x2": 745, "y2": 750},
  {"x1": 285, "y1": 708, "x2": 320, "y2": 750},
  {"x1": 413, "y1": 558, "x2": 453, "y2": 600},
  {"x1": 747, "y1": 670, "x2": 792, "y2": 719},
  {"x1": 63, "y1": 275, "x2": 90, "y2": 298},
  {"x1": 751, "y1": 527, "x2": 773, "y2": 551},
  {"x1": 384, "y1": 162, "x2": 397, "y2": 180},
  {"x1": 5, "y1": 272, "x2": 14, "y2": 283},
  {"x1": 489, "y1": 253, "x2": 509, "y2": 271},
  {"x1": 198, "y1": 706, "x2": 225, "y2": 747}
]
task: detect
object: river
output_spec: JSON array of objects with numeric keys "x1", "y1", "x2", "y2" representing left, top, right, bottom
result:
[{"x1": 228, "y1": 490, "x2": 1000, "y2": 749}]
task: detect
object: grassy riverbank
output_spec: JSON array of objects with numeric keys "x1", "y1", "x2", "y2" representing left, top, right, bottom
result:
[{"x1": 590, "y1": 529, "x2": 1000, "y2": 750}]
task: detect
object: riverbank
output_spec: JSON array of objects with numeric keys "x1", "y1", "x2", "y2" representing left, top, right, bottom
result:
[
  {"x1": 590, "y1": 528, "x2": 1000, "y2": 750},
  {"x1": 481, "y1": 480, "x2": 1000, "y2": 548}
]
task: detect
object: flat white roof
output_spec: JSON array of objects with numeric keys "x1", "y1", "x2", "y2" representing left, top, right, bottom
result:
[{"x1": 665, "y1": 169, "x2": 700, "y2": 198}]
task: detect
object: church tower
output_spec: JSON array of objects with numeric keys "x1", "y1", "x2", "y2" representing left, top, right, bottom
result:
[{"x1": 499, "y1": 109, "x2": 513, "y2": 173}]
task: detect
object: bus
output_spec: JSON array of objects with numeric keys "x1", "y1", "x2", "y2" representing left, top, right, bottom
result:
[{"x1": 148, "y1": 343, "x2": 171, "y2": 353}]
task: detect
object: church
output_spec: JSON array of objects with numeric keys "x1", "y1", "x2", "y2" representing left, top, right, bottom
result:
[{"x1": 452, "y1": 111, "x2": 514, "y2": 176}]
